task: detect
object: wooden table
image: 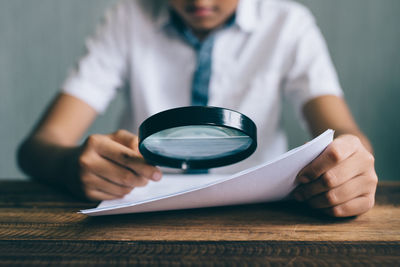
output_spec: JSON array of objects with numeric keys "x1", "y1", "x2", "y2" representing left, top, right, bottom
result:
[{"x1": 0, "y1": 180, "x2": 399, "y2": 266}]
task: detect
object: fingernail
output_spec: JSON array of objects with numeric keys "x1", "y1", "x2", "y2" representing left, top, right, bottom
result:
[
  {"x1": 293, "y1": 192, "x2": 304, "y2": 202},
  {"x1": 152, "y1": 172, "x2": 162, "y2": 181}
]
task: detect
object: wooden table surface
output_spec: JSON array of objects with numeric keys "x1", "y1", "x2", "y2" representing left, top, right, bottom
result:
[{"x1": 0, "y1": 180, "x2": 399, "y2": 266}]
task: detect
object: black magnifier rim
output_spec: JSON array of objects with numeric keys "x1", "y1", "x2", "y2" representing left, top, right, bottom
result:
[{"x1": 138, "y1": 106, "x2": 257, "y2": 169}]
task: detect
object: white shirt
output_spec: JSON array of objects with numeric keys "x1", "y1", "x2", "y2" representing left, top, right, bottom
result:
[{"x1": 62, "y1": 0, "x2": 343, "y2": 173}]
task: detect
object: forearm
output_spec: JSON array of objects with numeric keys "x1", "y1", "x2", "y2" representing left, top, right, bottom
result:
[
  {"x1": 17, "y1": 135, "x2": 81, "y2": 193},
  {"x1": 303, "y1": 95, "x2": 374, "y2": 154}
]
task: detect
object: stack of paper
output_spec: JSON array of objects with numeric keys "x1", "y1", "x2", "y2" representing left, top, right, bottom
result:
[{"x1": 81, "y1": 130, "x2": 334, "y2": 216}]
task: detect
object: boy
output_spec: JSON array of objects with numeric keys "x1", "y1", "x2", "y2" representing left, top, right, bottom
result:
[{"x1": 18, "y1": 0, "x2": 377, "y2": 217}]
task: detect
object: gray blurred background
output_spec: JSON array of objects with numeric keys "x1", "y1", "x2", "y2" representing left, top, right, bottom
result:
[{"x1": 1, "y1": 0, "x2": 399, "y2": 180}]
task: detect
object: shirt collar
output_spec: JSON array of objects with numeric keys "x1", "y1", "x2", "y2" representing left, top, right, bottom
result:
[
  {"x1": 235, "y1": 0, "x2": 259, "y2": 33},
  {"x1": 154, "y1": 0, "x2": 259, "y2": 33},
  {"x1": 154, "y1": 2, "x2": 171, "y2": 30}
]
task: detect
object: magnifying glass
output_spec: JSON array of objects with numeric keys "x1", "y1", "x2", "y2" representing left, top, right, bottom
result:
[{"x1": 139, "y1": 106, "x2": 257, "y2": 170}]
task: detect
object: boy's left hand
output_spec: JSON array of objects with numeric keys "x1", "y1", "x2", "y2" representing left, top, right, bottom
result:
[{"x1": 293, "y1": 134, "x2": 378, "y2": 217}]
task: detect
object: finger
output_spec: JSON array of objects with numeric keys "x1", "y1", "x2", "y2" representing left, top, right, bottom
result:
[
  {"x1": 305, "y1": 175, "x2": 376, "y2": 209},
  {"x1": 323, "y1": 194, "x2": 375, "y2": 217},
  {"x1": 294, "y1": 152, "x2": 368, "y2": 200},
  {"x1": 82, "y1": 172, "x2": 133, "y2": 198},
  {"x1": 89, "y1": 135, "x2": 162, "y2": 181},
  {"x1": 297, "y1": 135, "x2": 361, "y2": 183},
  {"x1": 110, "y1": 130, "x2": 140, "y2": 152},
  {"x1": 84, "y1": 188, "x2": 121, "y2": 201},
  {"x1": 85, "y1": 152, "x2": 150, "y2": 188}
]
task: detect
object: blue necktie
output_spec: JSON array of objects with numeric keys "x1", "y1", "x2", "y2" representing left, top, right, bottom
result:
[
  {"x1": 191, "y1": 37, "x2": 215, "y2": 106},
  {"x1": 177, "y1": 25, "x2": 214, "y2": 106},
  {"x1": 170, "y1": 12, "x2": 235, "y2": 106}
]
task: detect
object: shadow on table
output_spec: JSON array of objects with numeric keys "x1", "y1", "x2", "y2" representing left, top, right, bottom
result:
[{"x1": 82, "y1": 200, "x2": 355, "y2": 229}]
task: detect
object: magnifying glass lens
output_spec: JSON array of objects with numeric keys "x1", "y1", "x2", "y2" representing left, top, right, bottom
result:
[
  {"x1": 141, "y1": 125, "x2": 252, "y2": 160},
  {"x1": 139, "y1": 106, "x2": 257, "y2": 169}
]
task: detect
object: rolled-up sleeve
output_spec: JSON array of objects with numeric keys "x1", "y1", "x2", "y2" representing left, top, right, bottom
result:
[
  {"x1": 283, "y1": 10, "x2": 343, "y2": 123},
  {"x1": 62, "y1": 2, "x2": 130, "y2": 113}
]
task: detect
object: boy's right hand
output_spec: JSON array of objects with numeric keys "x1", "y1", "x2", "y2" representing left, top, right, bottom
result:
[{"x1": 75, "y1": 129, "x2": 162, "y2": 201}]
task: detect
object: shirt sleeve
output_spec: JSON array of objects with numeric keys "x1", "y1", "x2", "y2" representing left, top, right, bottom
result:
[
  {"x1": 283, "y1": 9, "x2": 343, "y2": 124},
  {"x1": 61, "y1": 2, "x2": 130, "y2": 113}
]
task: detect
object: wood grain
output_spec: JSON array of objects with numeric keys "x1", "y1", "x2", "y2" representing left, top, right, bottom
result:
[
  {"x1": 0, "y1": 240, "x2": 399, "y2": 266},
  {"x1": 0, "y1": 181, "x2": 399, "y2": 242},
  {"x1": 0, "y1": 181, "x2": 399, "y2": 265}
]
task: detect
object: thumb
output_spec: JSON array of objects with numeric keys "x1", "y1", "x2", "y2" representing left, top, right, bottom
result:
[{"x1": 109, "y1": 130, "x2": 141, "y2": 153}]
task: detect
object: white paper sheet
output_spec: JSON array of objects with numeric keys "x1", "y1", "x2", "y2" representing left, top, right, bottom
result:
[{"x1": 81, "y1": 130, "x2": 334, "y2": 216}]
